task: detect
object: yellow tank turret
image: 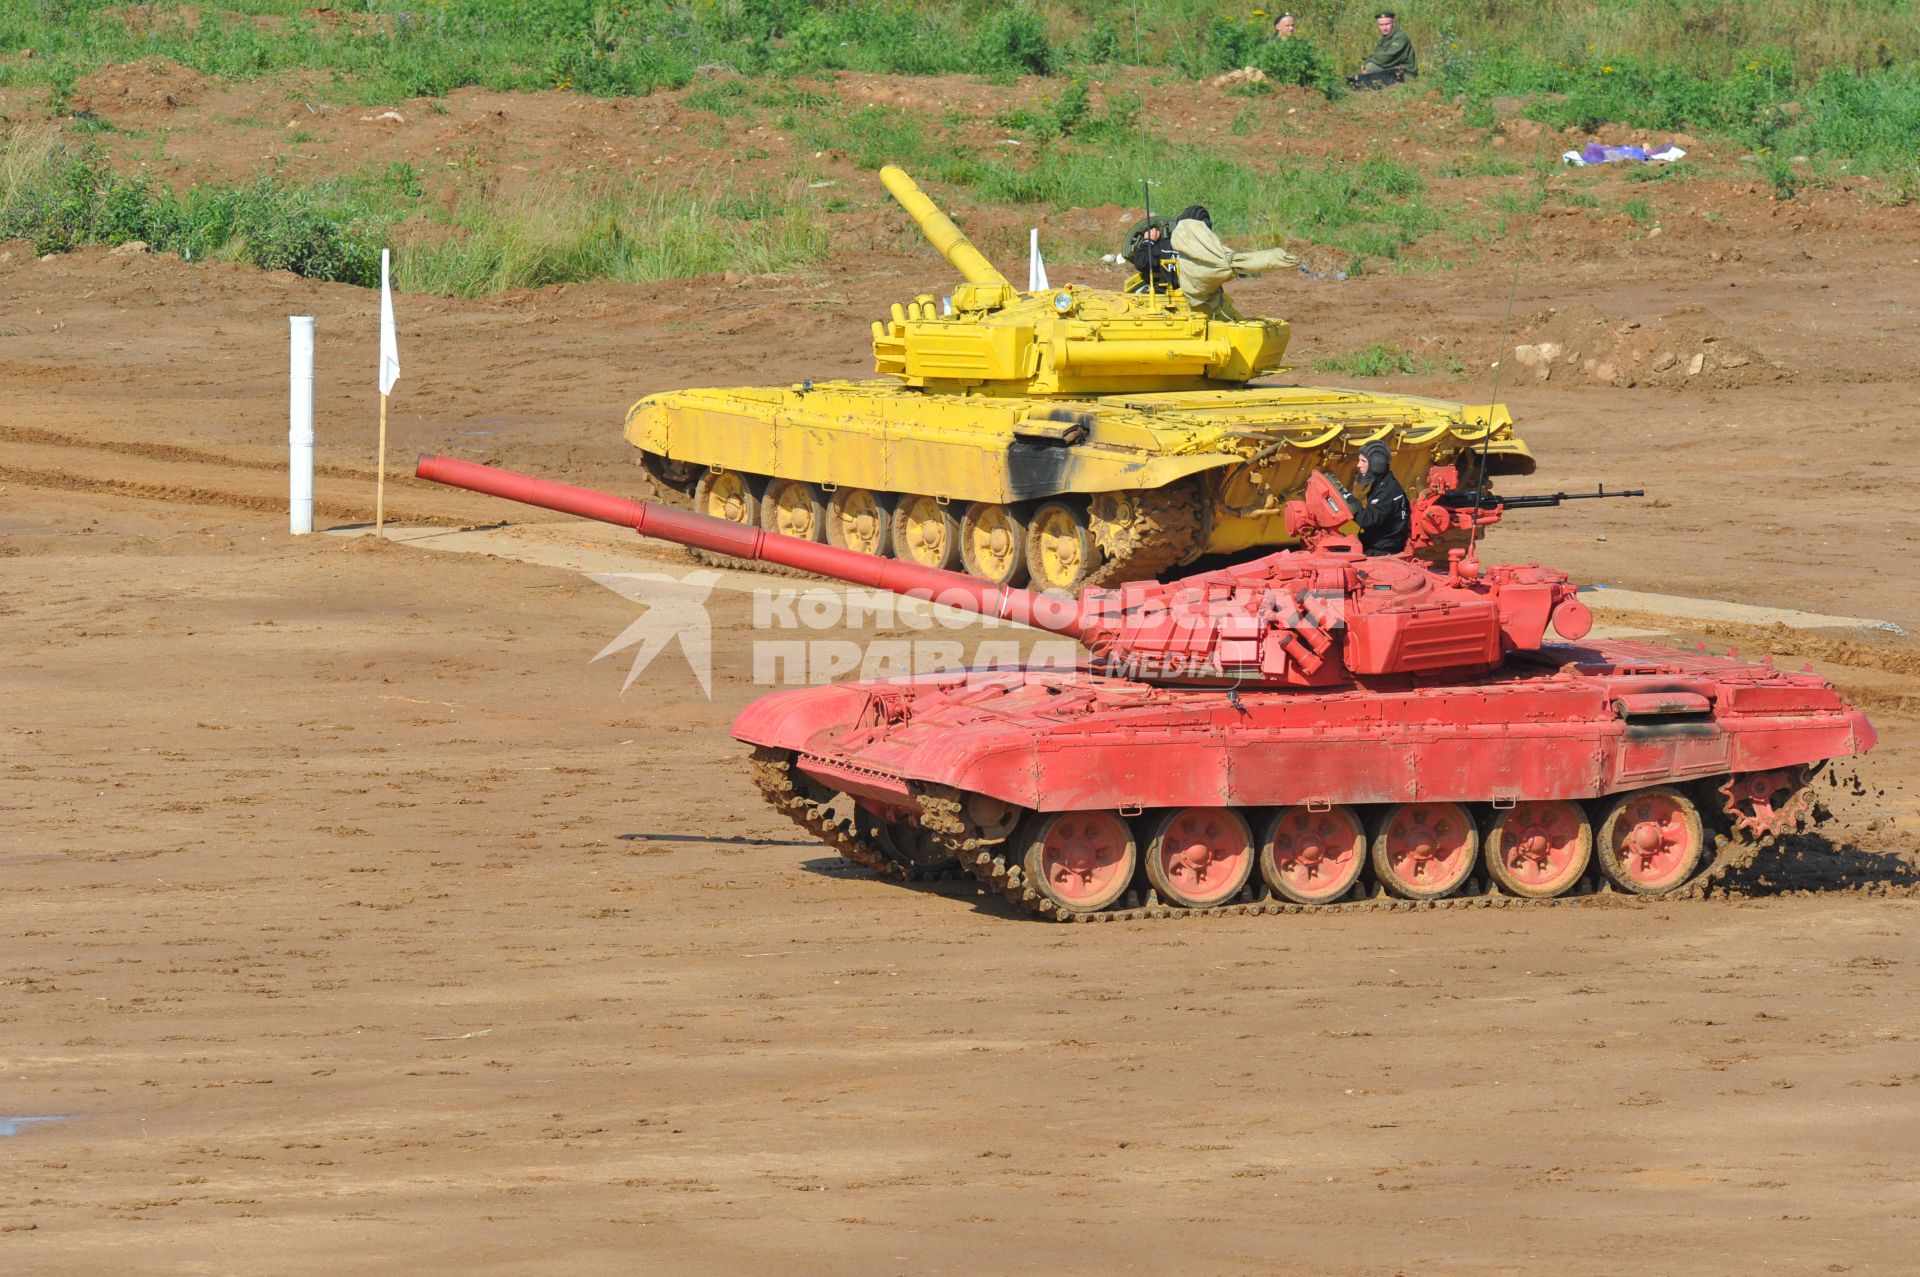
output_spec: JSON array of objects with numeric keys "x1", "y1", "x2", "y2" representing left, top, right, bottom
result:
[
  {"x1": 623, "y1": 167, "x2": 1534, "y2": 594},
  {"x1": 869, "y1": 166, "x2": 1289, "y2": 396}
]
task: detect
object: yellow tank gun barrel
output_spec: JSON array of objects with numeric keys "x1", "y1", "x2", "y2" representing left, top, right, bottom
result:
[{"x1": 879, "y1": 165, "x2": 1011, "y2": 289}]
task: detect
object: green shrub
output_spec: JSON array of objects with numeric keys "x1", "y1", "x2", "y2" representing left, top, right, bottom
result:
[
  {"x1": 972, "y1": 6, "x2": 1054, "y2": 77},
  {"x1": 684, "y1": 77, "x2": 753, "y2": 117},
  {"x1": 1071, "y1": 20, "x2": 1125, "y2": 66},
  {"x1": 1310, "y1": 343, "x2": 1458, "y2": 378},
  {"x1": 1787, "y1": 64, "x2": 1920, "y2": 179},
  {"x1": 1757, "y1": 150, "x2": 1798, "y2": 200},
  {"x1": 0, "y1": 135, "x2": 387, "y2": 284},
  {"x1": 995, "y1": 77, "x2": 1092, "y2": 140},
  {"x1": 1250, "y1": 37, "x2": 1342, "y2": 99},
  {"x1": 1196, "y1": 15, "x2": 1261, "y2": 75}
]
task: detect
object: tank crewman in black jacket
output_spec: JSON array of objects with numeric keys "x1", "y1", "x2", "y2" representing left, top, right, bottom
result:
[
  {"x1": 1124, "y1": 218, "x2": 1179, "y2": 293},
  {"x1": 1347, "y1": 441, "x2": 1410, "y2": 554}
]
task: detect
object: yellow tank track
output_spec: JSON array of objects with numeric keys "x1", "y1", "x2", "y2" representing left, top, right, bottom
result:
[{"x1": 1083, "y1": 480, "x2": 1202, "y2": 586}]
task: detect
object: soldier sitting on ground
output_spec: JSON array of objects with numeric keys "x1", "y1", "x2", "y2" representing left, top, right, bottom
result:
[{"x1": 1348, "y1": 9, "x2": 1418, "y2": 91}]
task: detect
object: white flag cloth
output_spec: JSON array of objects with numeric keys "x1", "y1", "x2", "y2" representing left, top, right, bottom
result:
[
  {"x1": 378, "y1": 248, "x2": 400, "y2": 396},
  {"x1": 1028, "y1": 228, "x2": 1049, "y2": 292}
]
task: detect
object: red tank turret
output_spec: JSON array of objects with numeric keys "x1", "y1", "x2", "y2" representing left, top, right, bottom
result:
[
  {"x1": 416, "y1": 455, "x2": 1877, "y2": 922},
  {"x1": 416, "y1": 454, "x2": 1591, "y2": 689}
]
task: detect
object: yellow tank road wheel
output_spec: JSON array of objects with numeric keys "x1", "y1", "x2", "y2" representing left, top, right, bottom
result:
[
  {"x1": 826, "y1": 488, "x2": 892, "y2": 557},
  {"x1": 891, "y1": 494, "x2": 961, "y2": 570},
  {"x1": 1025, "y1": 499, "x2": 1104, "y2": 594},
  {"x1": 761, "y1": 478, "x2": 826, "y2": 542},
  {"x1": 961, "y1": 502, "x2": 1030, "y2": 587},
  {"x1": 693, "y1": 468, "x2": 759, "y2": 526}
]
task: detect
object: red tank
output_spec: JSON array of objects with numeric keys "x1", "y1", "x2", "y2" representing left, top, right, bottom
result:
[{"x1": 417, "y1": 455, "x2": 1877, "y2": 922}]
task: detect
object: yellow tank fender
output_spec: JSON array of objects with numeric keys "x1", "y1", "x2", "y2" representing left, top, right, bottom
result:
[
  {"x1": 1457, "y1": 403, "x2": 1535, "y2": 475},
  {"x1": 626, "y1": 382, "x2": 1535, "y2": 505},
  {"x1": 627, "y1": 385, "x2": 1233, "y2": 502}
]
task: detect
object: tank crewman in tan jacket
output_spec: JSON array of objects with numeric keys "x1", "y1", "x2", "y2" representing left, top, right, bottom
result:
[{"x1": 1168, "y1": 206, "x2": 1300, "y2": 318}]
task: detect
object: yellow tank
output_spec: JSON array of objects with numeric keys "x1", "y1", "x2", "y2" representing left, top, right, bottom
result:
[{"x1": 625, "y1": 166, "x2": 1534, "y2": 591}]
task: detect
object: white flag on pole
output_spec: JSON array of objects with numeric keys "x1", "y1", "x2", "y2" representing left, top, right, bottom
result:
[
  {"x1": 1028, "y1": 228, "x2": 1049, "y2": 292},
  {"x1": 378, "y1": 248, "x2": 400, "y2": 396}
]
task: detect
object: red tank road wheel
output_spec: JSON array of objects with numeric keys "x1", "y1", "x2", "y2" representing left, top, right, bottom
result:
[
  {"x1": 761, "y1": 478, "x2": 826, "y2": 542},
  {"x1": 1022, "y1": 811, "x2": 1137, "y2": 915},
  {"x1": 1485, "y1": 800, "x2": 1593, "y2": 899},
  {"x1": 1596, "y1": 786, "x2": 1705, "y2": 894},
  {"x1": 1260, "y1": 805, "x2": 1367, "y2": 905},
  {"x1": 1144, "y1": 807, "x2": 1254, "y2": 908},
  {"x1": 1370, "y1": 801, "x2": 1479, "y2": 900},
  {"x1": 693, "y1": 468, "x2": 760, "y2": 526}
]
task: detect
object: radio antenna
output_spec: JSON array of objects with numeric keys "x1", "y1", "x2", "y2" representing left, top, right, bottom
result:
[
  {"x1": 1141, "y1": 177, "x2": 1157, "y2": 296},
  {"x1": 1467, "y1": 256, "x2": 1524, "y2": 558}
]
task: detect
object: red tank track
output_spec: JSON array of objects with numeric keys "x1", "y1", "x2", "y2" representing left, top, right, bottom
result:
[
  {"x1": 750, "y1": 747, "x2": 963, "y2": 882},
  {"x1": 806, "y1": 760, "x2": 1801, "y2": 923}
]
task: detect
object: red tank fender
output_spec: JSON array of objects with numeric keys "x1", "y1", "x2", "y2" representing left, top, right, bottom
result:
[{"x1": 731, "y1": 643, "x2": 1874, "y2": 814}]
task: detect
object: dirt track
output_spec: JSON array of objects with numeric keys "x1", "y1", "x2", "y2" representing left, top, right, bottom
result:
[{"x1": 4, "y1": 70, "x2": 1920, "y2": 1275}]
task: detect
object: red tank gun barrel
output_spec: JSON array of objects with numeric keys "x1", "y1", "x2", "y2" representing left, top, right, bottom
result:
[{"x1": 414, "y1": 454, "x2": 1089, "y2": 641}]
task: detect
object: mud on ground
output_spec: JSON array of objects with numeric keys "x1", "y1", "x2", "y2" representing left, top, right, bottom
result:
[{"x1": 3, "y1": 67, "x2": 1919, "y2": 1275}]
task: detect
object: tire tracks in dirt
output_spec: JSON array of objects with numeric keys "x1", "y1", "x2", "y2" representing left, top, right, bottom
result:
[
  {"x1": 0, "y1": 424, "x2": 477, "y2": 526},
  {"x1": 0, "y1": 422, "x2": 371, "y2": 481}
]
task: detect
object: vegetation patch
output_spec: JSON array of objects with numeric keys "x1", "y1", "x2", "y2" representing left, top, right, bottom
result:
[
  {"x1": 1310, "y1": 343, "x2": 1464, "y2": 379},
  {"x1": 397, "y1": 184, "x2": 828, "y2": 295},
  {"x1": 0, "y1": 126, "x2": 828, "y2": 294},
  {"x1": 9, "y1": 4, "x2": 1919, "y2": 289},
  {"x1": 0, "y1": 126, "x2": 387, "y2": 282}
]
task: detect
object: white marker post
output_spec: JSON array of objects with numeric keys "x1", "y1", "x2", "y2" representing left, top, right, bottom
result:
[
  {"x1": 1027, "y1": 228, "x2": 1049, "y2": 292},
  {"x1": 376, "y1": 248, "x2": 401, "y2": 535},
  {"x1": 288, "y1": 315, "x2": 315, "y2": 535}
]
